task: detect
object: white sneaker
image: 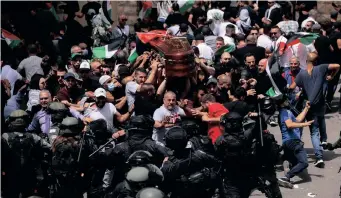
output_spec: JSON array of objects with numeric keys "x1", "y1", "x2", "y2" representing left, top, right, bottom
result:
[{"x1": 314, "y1": 159, "x2": 325, "y2": 168}]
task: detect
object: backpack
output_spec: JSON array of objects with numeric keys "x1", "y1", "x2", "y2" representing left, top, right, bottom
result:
[
  {"x1": 7, "y1": 132, "x2": 35, "y2": 168},
  {"x1": 52, "y1": 137, "x2": 81, "y2": 175}
]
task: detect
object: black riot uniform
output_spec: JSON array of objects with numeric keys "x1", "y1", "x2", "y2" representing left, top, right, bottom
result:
[
  {"x1": 104, "y1": 115, "x2": 169, "y2": 188},
  {"x1": 50, "y1": 117, "x2": 96, "y2": 198},
  {"x1": 181, "y1": 119, "x2": 215, "y2": 155},
  {"x1": 216, "y1": 111, "x2": 282, "y2": 198},
  {"x1": 160, "y1": 126, "x2": 221, "y2": 198},
  {"x1": 46, "y1": 102, "x2": 70, "y2": 144},
  {"x1": 1, "y1": 110, "x2": 51, "y2": 198}
]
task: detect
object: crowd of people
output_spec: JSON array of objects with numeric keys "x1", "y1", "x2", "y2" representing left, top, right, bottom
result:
[{"x1": 1, "y1": 1, "x2": 341, "y2": 198}]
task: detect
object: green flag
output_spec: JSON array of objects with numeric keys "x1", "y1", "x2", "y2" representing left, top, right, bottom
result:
[
  {"x1": 215, "y1": 44, "x2": 235, "y2": 56},
  {"x1": 128, "y1": 48, "x2": 138, "y2": 63}
]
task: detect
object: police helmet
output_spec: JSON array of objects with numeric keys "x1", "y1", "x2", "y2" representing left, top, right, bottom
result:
[
  {"x1": 59, "y1": 117, "x2": 83, "y2": 136},
  {"x1": 89, "y1": 119, "x2": 110, "y2": 139},
  {"x1": 126, "y1": 167, "x2": 150, "y2": 191},
  {"x1": 261, "y1": 97, "x2": 276, "y2": 115},
  {"x1": 128, "y1": 115, "x2": 155, "y2": 134},
  {"x1": 47, "y1": 102, "x2": 68, "y2": 122},
  {"x1": 8, "y1": 110, "x2": 29, "y2": 131},
  {"x1": 220, "y1": 112, "x2": 243, "y2": 132},
  {"x1": 164, "y1": 126, "x2": 188, "y2": 151},
  {"x1": 127, "y1": 150, "x2": 153, "y2": 167},
  {"x1": 136, "y1": 187, "x2": 166, "y2": 198},
  {"x1": 181, "y1": 120, "x2": 200, "y2": 137}
]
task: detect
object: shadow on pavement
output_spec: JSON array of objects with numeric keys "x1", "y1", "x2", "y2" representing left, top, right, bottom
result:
[{"x1": 305, "y1": 148, "x2": 341, "y2": 162}]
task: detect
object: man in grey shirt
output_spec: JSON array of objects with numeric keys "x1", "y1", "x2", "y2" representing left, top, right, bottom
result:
[
  {"x1": 153, "y1": 91, "x2": 186, "y2": 145},
  {"x1": 17, "y1": 44, "x2": 44, "y2": 81},
  {"x1": 125, "y1": 62, "x2": 158, "y2": 109},
  {"x1": 290, "y1": 53, "x2": 340, "y2": 168}
]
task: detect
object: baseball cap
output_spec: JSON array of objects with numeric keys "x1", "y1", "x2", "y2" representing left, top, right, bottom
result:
[
  {"x1": 79, "y1": 61, "x2": 91, "y2": 70},
  {"x1": 207, "y1": 77, "x2": 218, "y2": 85},
  {"x1": 99, "y1": 75, "x2": 111, "y2": 85},
  {"x1": 64, "y1": 72, "x2": 76, "y2": 80},
  {"x1": 94, "y1": 88, "x2": 107, "y2": 98},
  {"x1": 331, "y1": 11, "x2": 338, "y2": 19},
  {"x1": 71, "y1": 53, "x2": 82, "y2": 60}
]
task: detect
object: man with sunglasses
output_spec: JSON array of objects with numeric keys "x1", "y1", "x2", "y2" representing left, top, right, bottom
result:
[{"x1": 270, "y1": 26, "x2": 287, "y2": 56}]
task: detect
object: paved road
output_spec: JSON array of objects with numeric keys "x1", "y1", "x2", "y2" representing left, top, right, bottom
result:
[{"x1": 251, "y1": 83, "x2": 341, "y2": 198}]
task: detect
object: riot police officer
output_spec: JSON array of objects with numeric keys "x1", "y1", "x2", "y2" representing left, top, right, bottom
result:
[
  {"x1": 46, "y1": 102, "x2": 69, "y2": 143},
  {"x1": 217, "y1": 111, "x2": 282, "y2": 198},
  {"x1": 110, "y1": 166, "x2": 164, "y2": 198},
  {"x1": 50, "y1": 117, "x2": 96, "y2": 198},
  {"x1": 181, "y1": 119, "x2": 215, "y2": 154},
  {"x1": 161, "y1": 126, "x2": 221, "y2": 198},
  {"x1": 2, "y1": 110, "x2": 51, "y2": 198},
  {"x1": 105, "y1": 115, "x2": 169, "y2": 188}
]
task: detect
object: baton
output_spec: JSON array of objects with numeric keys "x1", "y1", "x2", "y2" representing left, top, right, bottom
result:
[
  {"x1": 77, "y1": 130, "x2": 86, "y2": 162},
  {"x1": 88, "y1": 138, "x2": 116, "y2": 158},
  {"x1": 257, "y1": 102, "x2": 264, "y2": 147}
]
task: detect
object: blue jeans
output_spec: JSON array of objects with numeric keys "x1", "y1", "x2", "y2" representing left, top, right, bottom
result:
[
  {"x1": 306, "y1": 112, "x2": 326, "y2": 160},
  {"x1": 283, "y1": 139, "x2": 309, "y2": 179}
]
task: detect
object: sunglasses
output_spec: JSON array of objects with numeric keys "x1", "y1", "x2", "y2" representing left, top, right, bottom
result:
[
  {"x1": 223, "y1": 58, "x2": 231, "y2": 60},
  {"x1": 102, "y1": 70, "x2": 111, "y2": 75},
  {"x1": 251, "y1": 33, "x2": 258, "y2": 35},
  {"x1": 270, "y1": 32, "x2": 278, "y2": 35},
  {"x1": 57, "y1": 75, "x2": 64, "y2": 79}
]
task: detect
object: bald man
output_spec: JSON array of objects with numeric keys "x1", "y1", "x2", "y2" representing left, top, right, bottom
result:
[
  {"x1": 153, "y1": 91, "x2": 186, "y2": 145},
  {"x1": 255, "y1": 59, "x2": 272, "y2": 98},
  {"x1": 290, "y1": 52, "x2": 340, "y2": 167},
  {"x1": 111, "y1": 14, "x2": 130, "y2": 40},
  {"x1": 233, "y1": 34, "x2": 266, "y2": 64}
]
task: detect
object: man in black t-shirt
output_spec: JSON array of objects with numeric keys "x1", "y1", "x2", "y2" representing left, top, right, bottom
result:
[
  {"x1": 224, "y1": 86, "x2": 250, "y2": 117},
  {"x1": 79, "y1": 1, "x2": 101, "y2": 27}
]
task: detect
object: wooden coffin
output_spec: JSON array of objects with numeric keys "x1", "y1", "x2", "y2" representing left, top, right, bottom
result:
[{"x1": 149, "y1": 37, "x2": 195, "y2": 78}]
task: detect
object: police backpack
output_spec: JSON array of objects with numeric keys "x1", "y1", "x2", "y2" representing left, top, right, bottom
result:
[{"x1": 6, "y1": 132, "x2": 35, "y2": 168}]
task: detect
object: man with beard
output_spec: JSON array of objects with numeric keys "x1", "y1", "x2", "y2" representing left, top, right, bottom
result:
[
  {"x1": 153, "y1": 91, "x2": 186, "y2": 146},
  {"x1": 206, "y1": 77, "x2": 229, "y2": 104},
  {"x1": 214, "y1": 52, "x2": 234, "y2": 76},
  {"x1": 88, "y1": 88, "x2": 133, "y2": 131},
  {"x1": 126, "y1": 62, "x2": 158, "y2": 109},
  {"x1": 256, "y1": 58, "x2": 272, "y2": 98},
  {"x1": 134, "y1": 83, "x2": 161, "y2": 117},
  {"x1": 56, "y1": 72, "x2": 84, "y2": 107},
  {"x1": 282, "y1": 57, "x2": 302, "y2": 105}
]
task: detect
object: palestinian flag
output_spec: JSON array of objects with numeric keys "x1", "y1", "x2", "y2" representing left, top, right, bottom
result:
[
  {"x1": 178, "y1": 0, "x2": 195, "y2": 14},
  {"x1": 215, "y1": 44, "x2": 235, "y2": 56},
  {"x1": 128, "y1": 48, "x2": 138, "y2": 63},
  {"x1": 264, "y1": 56, "x2": 283, "y2": 100},
  {"x1": 139, "y1": 1, "x2": 152, "y2": 20},
  {"x1": 280, "y1": 33, "x2": 319, "y2": 70},
  {"x1": 1, "y1": 29, "x2": 21, "y2": 49},
  {"x1": 136, "y1": 30, "x2": 167, "y2": 44}
]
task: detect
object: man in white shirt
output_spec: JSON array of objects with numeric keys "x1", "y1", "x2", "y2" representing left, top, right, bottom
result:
[
  {"x1": 89, "y1": 88, "x2": 133, "y2": 131},
  {"x1": 111, "y1": 15, "x2": 130, "y2": 40},
  {"x1": 195, "y1": 34, "x2": 214, "y2": 62},
  {"x1": 17, "y1": 44, "x2": 44, "y2": 81},
  {"x1": 153, "y1": 91, "x2": 186, "y2": 145},
  {"x1": 1, "y1": 64, "x2": 23, "y2": 95},
  {"x1": 218, "y1": 12, "x2": 242, "y2": 37},
  {"x1": 257, "y1": 26, "x2": 272, "y2": 50}
]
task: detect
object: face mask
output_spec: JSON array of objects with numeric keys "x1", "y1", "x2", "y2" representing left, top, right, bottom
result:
[
  {"x1": 82, "y1": 49, "x2": 88, "y2": 56},
  {"x1": 107, "y1": 82, "x2": 115, "y2": 92}
]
